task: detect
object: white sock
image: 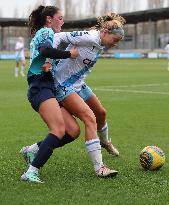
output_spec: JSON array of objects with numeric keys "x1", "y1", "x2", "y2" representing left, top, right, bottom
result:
[
  {"x1": 85, "y1": 138, "x2": 103, "y2": 171},
  {"x1": 15, "y1": 67, "x2": 19, "y2": 76},
  {"x1": 20, "y1": 65, "x2": 25, "y2": 76},
  {"x1": 28, "y1": 143, "x2": 39, "y2": 154},
  {"x1": 27, "y1": 165, "x2": 39, "y2": 173},
  {"x1": 97, "y1": 123, "x2": 109, "y2": 143},
  {"x1": 20, "y1": 65, "x2": 25, "y2": 73}
]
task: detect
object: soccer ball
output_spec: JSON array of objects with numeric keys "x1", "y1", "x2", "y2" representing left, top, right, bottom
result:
[{"x1": 140, "y1": 145, "x2": 165, "y2": 171}]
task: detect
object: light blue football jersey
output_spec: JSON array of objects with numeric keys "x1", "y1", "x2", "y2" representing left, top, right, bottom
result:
[
  {"x1": 53, "y1": 30, "x2": 103, "y2": 88},
  {"x1": 28, "y1": 27, "x2": 54, "y2": 78}
]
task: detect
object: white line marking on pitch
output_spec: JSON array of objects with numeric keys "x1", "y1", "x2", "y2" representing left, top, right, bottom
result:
[
  {"x1": 99, "y1": 83, "x2": 169, "y2": 88},
  {"x1": 93, "y1": 88, "x2": 169, "y2": 95}
]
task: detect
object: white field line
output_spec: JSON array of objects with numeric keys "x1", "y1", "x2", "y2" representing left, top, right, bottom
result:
[
  {"x1": 99, "y1": 83, "x2": 169, "y2": 88},
  {"x1": 92, "y1": 83, "x2": 169, "y2": 95},
  {"x1": 93, "y1": 88, "x2": 169, "y2": 95}
]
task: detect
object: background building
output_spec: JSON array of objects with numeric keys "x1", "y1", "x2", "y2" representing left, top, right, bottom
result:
[{"x1": 0, "y1": 0, "x2": 169, "y2": 57}]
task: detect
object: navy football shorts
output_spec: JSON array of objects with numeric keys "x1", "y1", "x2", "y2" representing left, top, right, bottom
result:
[{"x1": 27, "y1": 73, "x2": 55, "y2": 112}]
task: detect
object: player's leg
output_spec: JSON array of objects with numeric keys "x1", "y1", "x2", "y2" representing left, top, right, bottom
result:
[
  {"x1": 77, "y1": 84, "x2": 119, "y2": 156},
  {"x1": 21, "y1": 97, "x2": 66, "y2": 183},
  {"x1": 85, "y1": 94, "x2": 119, "y2": 156},
  {"x1": 61, "y1": 106, "x2": 80, "y2": 141},
  {"x1": 21, "y1": 75, "x2": 67, "y2": 183},
  {"x1": 15, "y1": 61, "x2": 19, "y2": 77},
  {"x1": 20, "y1": 106, "x2": 81, "y2": 165},
  {"x1": 60, "y1": 91, "x2": 118, "y2": 177},
  {"x1": 20, "y1": 59, "x2": 26, "y2": 77}
]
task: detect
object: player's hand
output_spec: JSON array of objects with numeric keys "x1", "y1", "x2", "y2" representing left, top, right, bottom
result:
[
  {"x1": 42, "y1": 63, "x2": 52, "y2": 72},
  {"x1": 70, "y1": 46, "x2": 78, "y2": 58}
]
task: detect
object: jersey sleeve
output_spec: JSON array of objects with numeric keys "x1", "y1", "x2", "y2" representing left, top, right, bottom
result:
[
  {"x1": 53, "y1": 31, "x2": 93, "y2": 48},
  {"x1": 38, "y1": 28, "x2": 54, "y2": 51}
]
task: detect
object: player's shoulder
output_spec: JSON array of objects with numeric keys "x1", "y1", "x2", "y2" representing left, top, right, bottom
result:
[
  {"x1": 88, "y1": 30, "x2": 99, "y2": 35},
  {"x1": 88, "y1": 30, "x2": 99, "y2": 38},
  {"x1": 36, "y1": 27, "x2": 54, "y2": 40},
  {"x1": 87, "y1": 30, "x2": 100, "y2": 43},
  {"x1": 54, "y1": 31, "x2": 67, "y2": 38}
]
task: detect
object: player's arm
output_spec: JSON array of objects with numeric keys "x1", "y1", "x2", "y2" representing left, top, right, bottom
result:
[
  {"x1": 38, "y1": 29, "x2": 73, "y2": 59},
  {"x1": 39, "y1": 41, "x2": 78, "y2": 59},
  {"x1": 39, "y1": 42, "x2": 71, "y2": 72},
  {"x1": 39, "y1": 30, "x2": 78, "y2": 72},
  {"x1": 39, "y1": 43, "x2": 71, "y2": 59},
  {"x1": 15, "y1": 48, "x2": 23, "y2": 51},
  {"x1": 42, "y1": 62, "x2": 52, "y2": 72},
  {"x1": 41, "y1": 46, "x2": 78, "y2": 72}
]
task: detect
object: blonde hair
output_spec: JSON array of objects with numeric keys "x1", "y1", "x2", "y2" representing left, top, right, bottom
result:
[{"x1": 93, "y1": 12, "x2": 126, "y2": 30}]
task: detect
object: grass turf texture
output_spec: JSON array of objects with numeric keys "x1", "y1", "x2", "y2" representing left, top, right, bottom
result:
[{"x1": 0, "y1": 59, "x2": 169, "y2": 205}]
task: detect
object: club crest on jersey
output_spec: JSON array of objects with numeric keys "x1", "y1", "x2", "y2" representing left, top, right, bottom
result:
[{"x1": 42, "y1": 32, "x2": 49, "y2": 40}]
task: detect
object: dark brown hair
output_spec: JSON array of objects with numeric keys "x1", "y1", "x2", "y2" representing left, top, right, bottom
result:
[{"x1": 28, "y1": 5, "x2": 60, "y2": 37}]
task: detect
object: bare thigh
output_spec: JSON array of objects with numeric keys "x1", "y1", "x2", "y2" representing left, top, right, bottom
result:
[
  {"x1": 61, "y1": 107, "x2": 80, "y2": 139},
  {"x1": 61, "y1": 92, "x2": 97, "y2": 141},
  {"x1": 39, "y1": 98, "x2": 65, "y2": 138}
]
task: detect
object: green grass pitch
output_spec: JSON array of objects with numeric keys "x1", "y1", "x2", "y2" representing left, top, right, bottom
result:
[{"x1": 0, "y1": 59, "x2": 169, "y2": 205}]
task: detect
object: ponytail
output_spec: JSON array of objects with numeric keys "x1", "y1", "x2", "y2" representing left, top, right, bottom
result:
[{"x1": 28, "y1": 5, "x2": 60, "y2": 37}]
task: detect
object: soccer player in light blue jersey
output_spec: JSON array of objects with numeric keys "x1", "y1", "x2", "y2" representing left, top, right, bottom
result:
[
  {"x1": 22, "y1": 13, "x2": 125, "y2": 179},
  {"x1": 15, "y1": 37, "x2": 26, "y2": 77},
  {"x1": 73, "y1": 80, "x2": 120, "y2": 156},
  {"x1": 51, "y1": 14, "x2": 123, "y2": 157},
  {"x1": 20, "y1": 5, "x2": 79, "y2": 183},
  {"x1": 51, "y1": 13, "x2": 125, "y2": 177}
]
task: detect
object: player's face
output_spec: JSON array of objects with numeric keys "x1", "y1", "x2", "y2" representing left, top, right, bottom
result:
[
  {"x1": 102, "y1": 33, "x2": 122, "y2": 49},
  {"x1": 51, "y1": 10, "x2": 64, "y2": 33}
]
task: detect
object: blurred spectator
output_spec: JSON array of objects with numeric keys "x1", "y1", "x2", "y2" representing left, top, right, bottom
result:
[
  {"x1": 164, "y1": 41, "x2": 169, "y2": 71},
  {"x1": 15, "y1": 37, "x2": 26, "y2": 77}
]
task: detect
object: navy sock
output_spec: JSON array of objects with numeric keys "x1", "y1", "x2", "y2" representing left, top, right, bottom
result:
[
  {"x1": 37, "y1": 141, "x2": 42, "y2": 147},
  {"x1": 36, "y1": 133, "x2": 75, "y2": 149},
  {"x1": 59, "y1": 133, "x2": 75, "y2": 147},
  {"x1": 31, "y1": 133, "x2": 62, "y2": 169}
]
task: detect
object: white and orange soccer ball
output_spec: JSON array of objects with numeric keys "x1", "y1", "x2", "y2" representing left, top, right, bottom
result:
[{"x1": 140, "y1": 145, "x2": 165, "y2": 171}]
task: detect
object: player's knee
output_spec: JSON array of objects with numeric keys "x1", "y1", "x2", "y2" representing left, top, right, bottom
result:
[
  {"x1": 70, "y1": 123, "x2": 81, "y2": 139},
  {"x1": 53, "y1": 128, "x2": 65, "y2": 138},
  {"x1": 51, "y1": 121, "x2": 66, "y2": 137}
]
